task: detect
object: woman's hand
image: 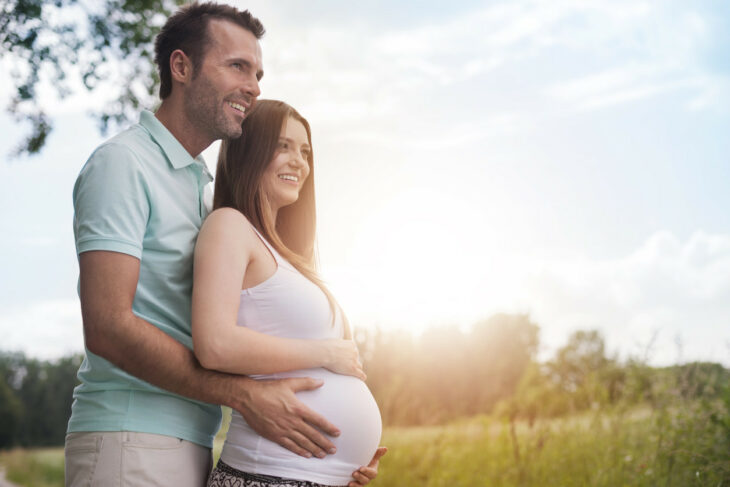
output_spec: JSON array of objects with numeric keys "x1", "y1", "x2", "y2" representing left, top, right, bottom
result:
[
  {"x1": 321, "y1": 339, "x2": 366, "y2": 381},
  {"x1": 349, "y1": 447, "x2": 387, "y2": 486}
]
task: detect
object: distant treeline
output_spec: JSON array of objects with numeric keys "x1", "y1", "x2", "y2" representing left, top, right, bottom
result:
[
  {"x1": 1, "y1": 314, "x2": 728, "y2": 448},
  {"x1": 356, "y1": 314, "x2": 730, "y2": 426},
  {"x1": 0, "y1": 352, "x2": 82, "y2": 448}
]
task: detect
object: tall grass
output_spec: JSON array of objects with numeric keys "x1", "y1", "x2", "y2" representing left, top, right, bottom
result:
[
  {"x1": 1, "y1": 400, "x2": 727, "y2": 487},
  {"x1": 376, "y1": 403, "x2": 730, "y2": 487}
]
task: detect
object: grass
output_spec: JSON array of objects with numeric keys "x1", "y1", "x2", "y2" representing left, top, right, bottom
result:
[
  {"x1": 375, "y1": 405, "x2": 730, "y2": 487},
  {"x1": 0, "y1": 447, "x2": 64, "y2": 487},
  {"x1": 1, "y1": 403, "x2": 728, "y2": 487}
]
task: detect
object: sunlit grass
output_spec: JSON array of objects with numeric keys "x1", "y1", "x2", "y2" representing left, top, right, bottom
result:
[
  {"x1": 0, "y1": 447, "x2": 64, "y2": 487},
  {"x1": 375, "y1": 404, "x2": 729, "y2": 487},
  {"x1": 1, "y1": 403, "x2": 727, "y2": 487}
]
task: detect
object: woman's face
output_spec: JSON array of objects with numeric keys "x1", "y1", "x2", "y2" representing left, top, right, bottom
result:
[{"x1": 262, "y1": 117, "x2": 311, "y2": 212}]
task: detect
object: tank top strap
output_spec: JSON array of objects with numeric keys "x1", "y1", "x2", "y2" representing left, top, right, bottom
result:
[{"x1": 249, "y1": 224, "x2": 286, "y2": 266}]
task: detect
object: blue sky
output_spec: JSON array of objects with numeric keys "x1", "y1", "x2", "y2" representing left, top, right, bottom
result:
[{"x1": 1, "y1": 0, "x2": 729, "y2": 365}]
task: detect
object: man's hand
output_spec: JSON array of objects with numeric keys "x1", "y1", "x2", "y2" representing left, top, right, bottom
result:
[
  {"x1": 349, "y1": 446, "x2": 387, "y2": 487},
  {"x1": 234, "y1": 376, "x2": 341, "y2": 458}
]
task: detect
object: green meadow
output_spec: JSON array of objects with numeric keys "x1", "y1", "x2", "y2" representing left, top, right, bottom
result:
[{"x1": 2, "y1": 402, "x2": 728, "y2": 487}]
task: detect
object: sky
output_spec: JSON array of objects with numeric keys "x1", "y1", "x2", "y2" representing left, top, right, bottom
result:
[{"x1": 1, "y1": 0, "x2": 729, "y2": 366}]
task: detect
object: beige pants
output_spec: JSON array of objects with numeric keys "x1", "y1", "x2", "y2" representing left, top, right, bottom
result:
[{"x1": 64, "y1": 431, "x2": 212, "y2": 487}]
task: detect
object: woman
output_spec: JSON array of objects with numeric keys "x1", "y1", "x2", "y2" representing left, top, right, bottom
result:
[{"x1": 192, "y1": 100, "x2": 383, "y2": 487}]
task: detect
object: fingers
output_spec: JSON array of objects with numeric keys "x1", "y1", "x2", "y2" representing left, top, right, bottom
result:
[
  {"x1": 286, "y1": 376, "x2": 324, "y2": 393},
  {"x1": 279, "y1": 436, "x2": 313, "y2": 459},
  {"x1": 349, "y1": 466, "x2": 377, "y2": 486},
  {"x1": 348, "y1": 470, "x2": 370, "y2": 486},
  {"x1": 369, "y1": 446, "x2": 388, "y2": 466},
  {"x1": 349, "y1": 447, "x2": 388, "y2": 486},
  {"x1": 298, "y1": 402, "x2": 341, "y2": 438},
  {"x1": 357, "y1": 467, "x2": 377, "y2": 479},
  {"x1": 293, "y1": 420, "x2": 337, "y2": 456},
  {"x1": 237, "y1": 378, "x2": 339, "y2": 459},
  {"x1": 354, "y1": 363, "x2": 367, "y2": 381},
  {"x1": 288, "y1": 430, "x2": 328, "y2": 459}
]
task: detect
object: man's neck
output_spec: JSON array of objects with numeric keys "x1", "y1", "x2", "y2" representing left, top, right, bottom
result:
[{"x1": 154, "y1": 99, "x2": 212, "y2": 158}]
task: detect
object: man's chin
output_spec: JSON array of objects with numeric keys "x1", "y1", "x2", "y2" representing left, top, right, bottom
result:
[{"x1": 222, "y1": 125, "x2": 243, "y2": 140}]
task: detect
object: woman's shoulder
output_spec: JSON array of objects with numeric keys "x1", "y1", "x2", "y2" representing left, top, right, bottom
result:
[
  {"x1": 199, "y1": 207, "x2": 257, "y2": 243},
  {"x1": 206, "y1": 206, "x2": 250, "y2": 224}
]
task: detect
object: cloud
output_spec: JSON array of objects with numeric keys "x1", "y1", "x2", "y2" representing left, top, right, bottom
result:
[
  {"x1": 525, "y1": 231, "x2": 730, "y2": 365},
  {"x1": 0, "y1": 299, "x2": 84, "y2": 359}
]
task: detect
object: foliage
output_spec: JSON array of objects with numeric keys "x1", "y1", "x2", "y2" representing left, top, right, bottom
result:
[
  {"x1": 357, "y1": 314, "x2": 539, "y2": 426},
  {"x1": 0, "y1": 351, "x2": 82, "y2": 448},
  {"x1": 0, "y1": 378, "x2": 23, "y2": 449},
  {"x1": 0, "y1": 0, "x2": 183, "y2": 156}
]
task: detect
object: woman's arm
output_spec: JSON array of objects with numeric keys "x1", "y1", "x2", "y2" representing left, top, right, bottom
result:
[{"x1": 192, "y1": 208, "x2": 364, "y2": 379}]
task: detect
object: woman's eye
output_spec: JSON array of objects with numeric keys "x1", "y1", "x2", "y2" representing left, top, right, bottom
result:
[{"x1": 278, "y1": 141, "x2": 288, "y2": 150}]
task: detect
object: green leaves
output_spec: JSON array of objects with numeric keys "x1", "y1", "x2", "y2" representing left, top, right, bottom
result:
[{"x1": 1, "y1": 0, "x2": 184, "y2": 157}]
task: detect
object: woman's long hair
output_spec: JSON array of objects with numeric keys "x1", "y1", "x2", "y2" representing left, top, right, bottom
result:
[{"x1": 214, "y1": 99, "x2": 349, "y2": 337}]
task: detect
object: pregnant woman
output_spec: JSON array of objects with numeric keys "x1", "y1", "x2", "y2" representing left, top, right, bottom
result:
[{"x1": 192, "y1": 100, "x2": 383, "y2": 487}]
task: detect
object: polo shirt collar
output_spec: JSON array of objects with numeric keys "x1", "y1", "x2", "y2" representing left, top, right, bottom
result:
[{"x1": 139, "y1": 111, "x2": 212, "y2": 180}]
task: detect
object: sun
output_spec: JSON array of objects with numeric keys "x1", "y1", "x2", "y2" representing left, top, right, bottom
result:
[{"x1": 320, "y1": 188, "x2": 522, "y2": 333}]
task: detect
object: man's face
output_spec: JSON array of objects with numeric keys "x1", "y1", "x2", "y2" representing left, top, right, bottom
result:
[{"x1": 184, "y1": 19, "x2": 264, "y2": 142}]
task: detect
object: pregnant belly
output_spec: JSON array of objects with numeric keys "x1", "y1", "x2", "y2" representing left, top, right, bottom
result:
[
  {"x1": 277, "y1": 368, "x2": 382, "y2": 467},
  {"x1": 223, "y1": 368, "x2": 382, "y2": 484}
]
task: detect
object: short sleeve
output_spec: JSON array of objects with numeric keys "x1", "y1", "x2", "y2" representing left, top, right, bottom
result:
[{"x1": 73, "y1": 143, "x2": 151, "y2": 259}]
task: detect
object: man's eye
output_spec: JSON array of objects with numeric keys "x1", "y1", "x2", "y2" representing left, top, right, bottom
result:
[{"x1": 231, "y1": 63, "x2": 242, "y2": 70}]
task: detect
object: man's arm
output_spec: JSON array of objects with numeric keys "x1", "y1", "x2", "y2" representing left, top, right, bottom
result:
[{"x1": 79, "y1": 250, "x2": 340, "y2": 458}]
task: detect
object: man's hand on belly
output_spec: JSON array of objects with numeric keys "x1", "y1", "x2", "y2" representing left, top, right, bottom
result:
[{"x1": 233, "y1": 376, "x2": 341, "y2": 459}]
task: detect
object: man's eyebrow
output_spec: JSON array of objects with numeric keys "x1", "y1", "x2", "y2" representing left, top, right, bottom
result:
[{"x1": 228, "y1": 57, "x2": 263, "y2": 80}]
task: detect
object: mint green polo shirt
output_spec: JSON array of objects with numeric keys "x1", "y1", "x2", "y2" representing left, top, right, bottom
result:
[{"x1": 68, "y1": 111, "x2": 220, "y2": 447}]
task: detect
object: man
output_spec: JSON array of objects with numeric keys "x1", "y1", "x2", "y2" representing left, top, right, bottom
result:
[{"x1": 65, "y1": 3, "x2": 384, "y2": 485}]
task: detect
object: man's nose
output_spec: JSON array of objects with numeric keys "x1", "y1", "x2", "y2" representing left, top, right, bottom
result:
[{"x1": 245, "y1": 76, "x2": 261, "y2": 99}]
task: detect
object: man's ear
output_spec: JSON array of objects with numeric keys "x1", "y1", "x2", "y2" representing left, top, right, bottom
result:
[{"x1": 169, "y1": 49, "x2": 193, "y2": 84}]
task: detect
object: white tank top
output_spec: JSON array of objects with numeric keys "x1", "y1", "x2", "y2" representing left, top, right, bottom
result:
[{"x1": 220, "y1": 226, "x2": 382, "y2": 486}]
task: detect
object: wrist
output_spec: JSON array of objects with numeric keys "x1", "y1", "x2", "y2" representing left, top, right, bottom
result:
[
  {"x1": 215, "y1": 373, "x2": 257, "y2": 412},
  {"x1": 318, "y1": 340, "x2": 334, "y2": 369}
]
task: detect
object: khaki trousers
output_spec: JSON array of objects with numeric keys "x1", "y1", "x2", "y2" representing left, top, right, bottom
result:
[{"x1": 64, "y1": 431, "x2": 212, "y2": 487}]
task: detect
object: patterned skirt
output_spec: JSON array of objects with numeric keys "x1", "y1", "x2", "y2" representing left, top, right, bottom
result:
[{"x1": 207, "y1": 461, "x2": 346, "y2": 487}]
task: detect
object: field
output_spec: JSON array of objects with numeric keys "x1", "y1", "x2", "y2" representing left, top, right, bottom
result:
[
  {"x1": 0, "y1": 447, "x2": 64, "y2": 487},
  {"x1": 1, "y1": 403, "x2": 728, "y2": 487}
]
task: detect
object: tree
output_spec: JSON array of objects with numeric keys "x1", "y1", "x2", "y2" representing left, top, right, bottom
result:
[
  {"x1": 1, "y1": 0, "x2": 183, "y2": 156},
  {"x1": 468, "y1": 314, "x2": 540, "y2": 412},
  {"x1": 0, "y1": 378, "x2": 23, "y2": 448},
  {"x1": 0, "y1": 351, "x2": 82, "y2": 447}
]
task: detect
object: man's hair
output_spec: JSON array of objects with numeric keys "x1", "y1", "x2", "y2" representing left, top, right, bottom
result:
[{"x1": 154, "y1": 2, "x2": 265, "y2": 99}]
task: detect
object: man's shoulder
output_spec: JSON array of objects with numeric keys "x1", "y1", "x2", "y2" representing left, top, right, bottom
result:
[{"x1": 86, "y1": 123, "x2": 161, "y2": 169}]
